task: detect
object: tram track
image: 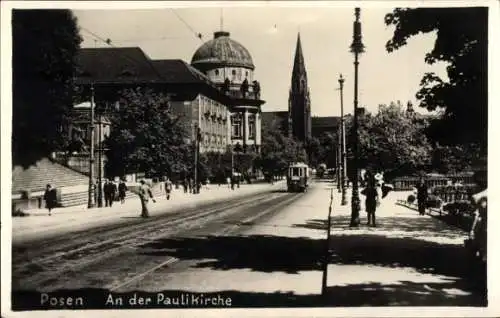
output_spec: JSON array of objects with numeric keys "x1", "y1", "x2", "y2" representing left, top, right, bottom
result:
[
  {"x1": 12, "y1": 190, "x2": 275, "y2": 266},
  {"x1": 13, "y1": 191, "x2": 300, "y2": 290}
]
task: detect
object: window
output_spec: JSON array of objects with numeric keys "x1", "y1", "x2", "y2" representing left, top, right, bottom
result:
[
  {"x1": 292, "y1": 168, "x2": 300, "y2": 177},
  {"x1": 246, "y1": 71, "x2": 249, "y2": 77},
  {"x1": 248, "y1": 115, "x2": 255, "y2": 139},
  {"x1": 231, "y1": 114, "x2": 242, "y2": 138},
  {"x1": 232, "y1": 70, "x2": 236, "y2": 76},
  {"x1": 215, "y1": 69, "x2": 219, "y2": 76}
]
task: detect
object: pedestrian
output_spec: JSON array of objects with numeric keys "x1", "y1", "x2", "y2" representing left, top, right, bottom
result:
[
  {"x1": 183, "y1": 178, "x2": 188, "y2": 193},
  {"x1": 43, "y1": 184, "x2": 57, "y2": 216},
  {"x1": 230, "y1": 174, "x2": 235, "y2": 190},
  {"x1": 138, "y1": 179, "x2": 156, "y2": 218},
  {"x1": 227, "y1": 176, "x2": 231, "y2": 189},
  {"x1": 165, "y1": 177, "x2": 173, "y2": 200},
  {"x1": 416, "y1": 177, "x2": 428, "y2": 216},
  {"x1": 109, "y1": 180, "x2": 117, "y2": 207},
  {"x1": 362, "y1": 174, "x2": 380, "y2": 227},
  {"x1": 118, "y1": 178, "x2": 128, "y2": 204},
  {"x1": 470, "y1": 191, "x2": 487, "y2": 262},
  {"x1": 103, "y1": 179, "x2": 111, "y2": 207}
]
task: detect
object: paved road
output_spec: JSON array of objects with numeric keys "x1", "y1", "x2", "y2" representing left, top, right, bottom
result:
[{"x1": 11, "y1": 181, "x2": 486, "y2": 310}]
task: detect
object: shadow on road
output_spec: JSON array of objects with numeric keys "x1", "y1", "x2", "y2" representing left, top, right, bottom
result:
[{"x1": 12, "y1": 214, "x2": 487, "y2": 309}]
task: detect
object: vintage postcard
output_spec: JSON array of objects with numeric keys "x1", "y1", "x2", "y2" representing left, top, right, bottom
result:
[{"x1": 1, "y1": 1, "x2": 498, "y2": 317}]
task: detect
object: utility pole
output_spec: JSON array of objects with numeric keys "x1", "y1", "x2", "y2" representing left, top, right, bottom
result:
[
  {"x1": 322, "y1": 187, "x2": 333, "y2": 297},
  {"x1": 337, "y1": 127, "x2": 341, "y2": 193},
  {"x1": 339, "y1": 74, "x2": 347, "y2": 206},
  {"x1": 97, "y1": 111, "x2": 103, "y2": 208},
  {"x1": 349, "y1": 8, "x2": 365, "y2": 227},
  {"x1": 194, "y1": 124, "x2": 201, "y2": 194},
  {"x1": 87, "y1": 83, "x2": 96, "y2": 208}
]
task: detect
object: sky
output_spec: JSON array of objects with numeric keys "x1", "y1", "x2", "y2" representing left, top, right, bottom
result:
[{"x1": 73, "y1": 6, "x2": 449, "y2": 117}]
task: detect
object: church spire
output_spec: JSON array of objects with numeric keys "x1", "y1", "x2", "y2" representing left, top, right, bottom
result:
[{"x1": 292, "y1": 32, "x2": 307, "y2": 81}]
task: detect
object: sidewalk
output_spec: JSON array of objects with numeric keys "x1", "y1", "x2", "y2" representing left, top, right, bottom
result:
[
  {"x1": 178, "y1": 182, "x2": 485, "y2": 306},
  {"x1": 12, "y1": 181, "x2": 286, "y2": 243}
]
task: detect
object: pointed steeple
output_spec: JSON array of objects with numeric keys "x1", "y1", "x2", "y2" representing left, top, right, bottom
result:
[{"x1": 292, "y1": 33, "x2": 307, "y2": 81}]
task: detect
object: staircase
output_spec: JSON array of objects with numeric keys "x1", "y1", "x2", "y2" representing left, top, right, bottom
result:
[{"x1": 12, "y1": 158, "x2": 89, "y2": 195}]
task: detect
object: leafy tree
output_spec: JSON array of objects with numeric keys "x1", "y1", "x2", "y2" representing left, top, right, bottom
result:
[
  {"x1": 385, "y1": 8, "x2": 487, "y2": 150},
  {"x1": 12, "y1": 9, "x2": 82, "y2": 167},
  {"x1": 105, "y1": 87, "x2": 190, "y2": 178},
  {"x1": 346, "y1": 102, "x2": 432, "y2": 180},
  {"x1": 258, "y1": 121, "x2": 307, "y2": 178}
]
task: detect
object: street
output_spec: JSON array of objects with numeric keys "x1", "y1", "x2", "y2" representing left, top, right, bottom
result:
[{"x1": 11, "y1": 181, "x2": 486, "y2": 309}]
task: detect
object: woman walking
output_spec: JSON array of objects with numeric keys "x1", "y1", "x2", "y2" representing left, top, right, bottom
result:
[
  {"x1": 118, "y1": 179, "x2": 128, "y2": 204},
  {"x1": 43, "y1": 184, "x2": 57, "y2": 216}
]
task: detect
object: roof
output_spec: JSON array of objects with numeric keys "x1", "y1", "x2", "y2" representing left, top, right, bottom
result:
[
  {"x1": 311, "y1": 116, "x2": 341, "y2": 128},
  {"x1": 191, "y1": 31, "x2": 255, "y2": 70},
  {"x1": 76, "y1": 47, "x2": 161, "y2": 84},
  {"x1": 151, "y1": 59, "x2": 214, "y2": 85}
]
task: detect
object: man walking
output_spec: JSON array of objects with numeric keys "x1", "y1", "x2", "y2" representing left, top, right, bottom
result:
[
  {"x1": 109, "y1": 180, "x2": 117, "y2": 207},
  {"x1": 416, "y1": 177, "x2": 428, "y2": 216},
  {"x1": 139, "y1": 179, "x2": 156, "y2": 218},
  {"x1": 103, "y1": 180, "x2": 111, "y2": 207},
  {"x1": 118, "y1": 179, "x2": 128, "y2": 204},
  {"x1": 165, "y1": 177, "x2": 173, "y2": 200}
]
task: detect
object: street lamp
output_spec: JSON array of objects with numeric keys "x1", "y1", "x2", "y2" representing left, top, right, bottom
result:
[
  {"x1": 87, "y1": 83, "x2": 96, "y2": 209},
  {"x1": 338, "y1": 74, "x2": 347, "y2": 206},
  {"x1": 349, "y1": 7, "x2": 365, "y2": 227}
]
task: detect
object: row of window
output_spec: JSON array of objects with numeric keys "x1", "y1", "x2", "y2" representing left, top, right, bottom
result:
[
  {"x1": 203, "y1": 134, "x2": 227, "y2": 147},
  {"x1": 231, "y1": 115, "x2": 256, "y2": 139}
]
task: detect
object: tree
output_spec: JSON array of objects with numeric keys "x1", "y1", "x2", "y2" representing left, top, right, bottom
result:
[
  {"x1": 105, "y1": 87, "x2": 190, "y2": 178},
  {"x1": 257, "y1": 121, "x2": 307, "y2": 178},
  {"x1": 12, "y1": 9, "x2": 82, "y2": 167},
  {"x1": 385, "y1": 8, "x2": 487, "y2": 150},
  {"x1": 346, "y1": 102, "x2": 432, "y2": 180}
]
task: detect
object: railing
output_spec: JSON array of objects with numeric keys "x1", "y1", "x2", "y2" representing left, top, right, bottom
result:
[
  {"x1": 392, "y1": 173, "x2": 475, "y2": 191},
  {"x1": 217, "y1": 83, "x2": 261, "y2": 100}
]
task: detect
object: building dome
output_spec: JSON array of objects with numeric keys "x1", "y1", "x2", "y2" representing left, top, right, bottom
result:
[{"x1": 191, "y1": 31, "x2": 255, "y2": 71}]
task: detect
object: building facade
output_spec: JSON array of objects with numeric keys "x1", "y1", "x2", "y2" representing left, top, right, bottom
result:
[{"x1": 191, "y1": 31, "x2": 265, "y2": 153}]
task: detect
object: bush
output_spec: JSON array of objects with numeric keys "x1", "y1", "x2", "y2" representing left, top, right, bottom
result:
[{"x1": 407, "y1": 194, "x2": 416, "y2": 204}]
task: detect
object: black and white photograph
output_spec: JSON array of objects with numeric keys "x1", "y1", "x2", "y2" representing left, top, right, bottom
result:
[{"x1": 1, "y1": 1, "x2": 498, "y2": 316}]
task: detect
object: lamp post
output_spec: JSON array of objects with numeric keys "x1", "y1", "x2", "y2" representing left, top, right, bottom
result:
[
  {"x1": 194, "y1": 123, "x2": 201, "y2": 194},
  {"x1": 336, "y1": 126, "x2": 341, "y2": 193},
  {"x1": 87, "y1": 83, "x2": 96, "y2": 208},
  {"x1": 349, "y1": 7, "x2": 365, "y2": 227},
  {"x1": 97, "y1": 112, "x2": 103, "y2": 207},
  {"x1": 338, "y1": 74, "x2": 347, "y2": 206}
]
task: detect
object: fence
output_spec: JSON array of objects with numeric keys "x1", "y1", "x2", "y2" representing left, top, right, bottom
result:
[{"x1": 392, "y1": 172, "x2": 475, "y2": 191}]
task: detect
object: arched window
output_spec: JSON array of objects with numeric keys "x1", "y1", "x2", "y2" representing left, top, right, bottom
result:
[{"x1": 248, "y1": 114, "x2": 256, "y2": 139}]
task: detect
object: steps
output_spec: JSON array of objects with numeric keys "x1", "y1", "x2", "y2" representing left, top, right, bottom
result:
[{"x1": 12, "y1": 158, "x2": 89, "y2": 194}]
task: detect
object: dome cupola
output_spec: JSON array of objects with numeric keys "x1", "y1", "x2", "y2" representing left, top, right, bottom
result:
[{"x1": 191, "y1": 31, "x2": 255, "y2": 71}]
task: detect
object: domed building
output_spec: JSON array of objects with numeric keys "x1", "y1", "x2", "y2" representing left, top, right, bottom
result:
[{"x1": 191, "y1": 31, "x2": 265, "y2": 153}]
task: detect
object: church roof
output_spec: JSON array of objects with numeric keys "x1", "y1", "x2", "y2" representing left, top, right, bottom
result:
[
  {"x1": 191, "y1": 31, "x2": 255, "y2": 71},
  {"x1": 291, "y1": 33, "x2": 307, "y2": 81},
  {"x1": 311, "y1": 116, "x2": 340, "y2": 128}
]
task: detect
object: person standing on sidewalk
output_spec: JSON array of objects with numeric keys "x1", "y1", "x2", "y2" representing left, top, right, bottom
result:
[
  {"x1": 43, "y1": 184, "x2": 57, "y2": 216},
  {"x1": 416, "y1": 178, "x2": 428, "y2": 216},
  {"x1": 139, "y1": 179, "x2": 156, "y2": 218},
  {"x1": 362, "y1": 174, "x2": 380, "y2": 227},
  {"x1": 165, "y1": 177, "x2": 173, "y2": 200},
  {"x1": 118, "y1": 179, "x2": 128, "y2": 204}
]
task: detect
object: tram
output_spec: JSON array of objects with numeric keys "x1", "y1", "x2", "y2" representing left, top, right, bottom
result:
[{"x1": 287, "y1": 162, "x2": 310, "y2": 192}]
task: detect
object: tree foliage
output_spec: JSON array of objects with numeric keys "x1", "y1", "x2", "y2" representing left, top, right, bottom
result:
[
  {"x1": 105, "y1": 87, "x2": 190, "y2": 178},
  {"x1": 346, "y1": 102, "x2": 432, "y2": 179},
  {"x1": 257, "y1": 121, "x2": 307, "y2": 177},
  {"x1": 12, "y1": 9, "x2": 82, "y2": 167},
  {"x1": 385, "y1": 8, "x2": 487, "y2": 149}
]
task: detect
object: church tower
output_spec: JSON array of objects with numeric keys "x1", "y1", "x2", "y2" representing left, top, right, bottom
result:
[{"x1": 288, "y1": 33, "x2": 312, "y2": 143}]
